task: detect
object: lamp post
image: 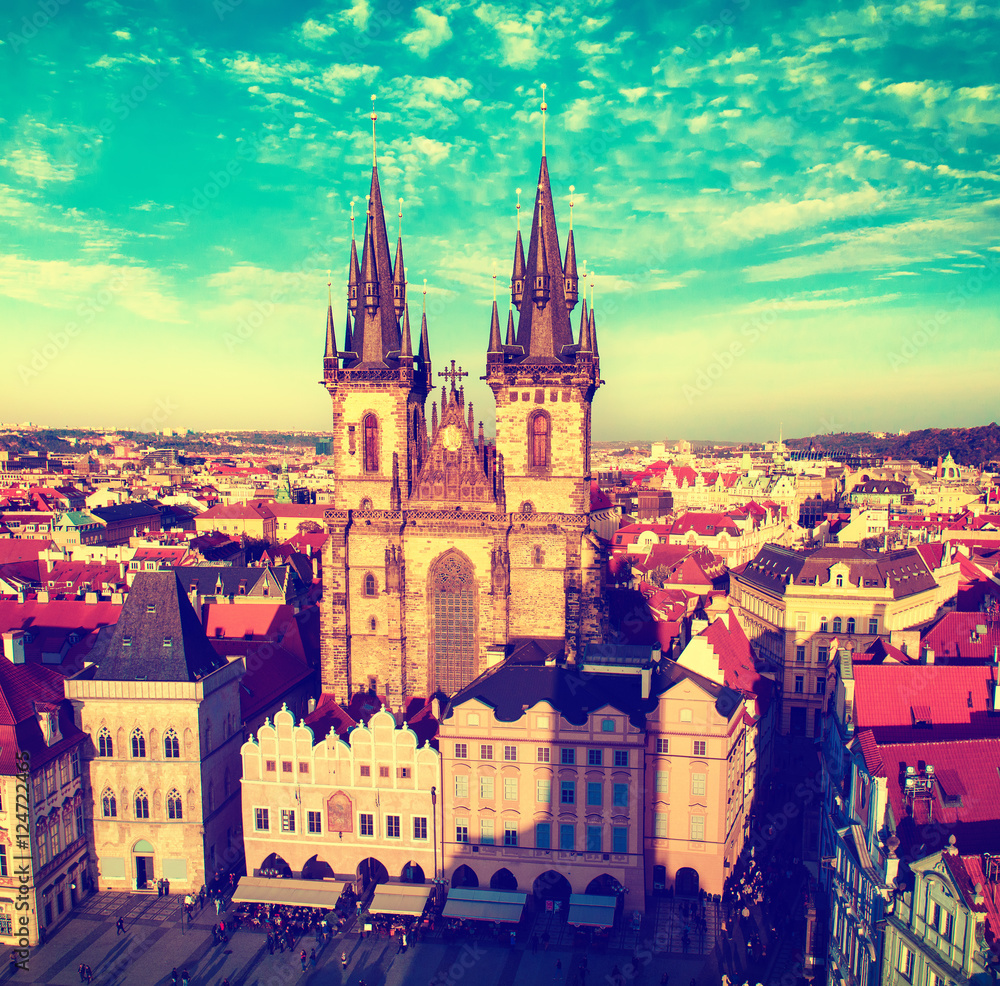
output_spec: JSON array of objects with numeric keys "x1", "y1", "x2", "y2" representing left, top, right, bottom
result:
[{"x1": 431, "y1": 786, "x2": 438, "y2": 890}]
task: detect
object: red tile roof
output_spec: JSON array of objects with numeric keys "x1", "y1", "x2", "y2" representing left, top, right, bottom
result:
[
  {"x1": 922, "y1": 612, "x2": 1000, "y2": 662},
  {"x1": 700, "y1": 611, "x2": 773, "y2": 714}
]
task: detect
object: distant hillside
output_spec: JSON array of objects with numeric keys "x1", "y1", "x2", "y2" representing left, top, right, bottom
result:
[{"x1": 787, "y1": 423, "x2": 1000, "y2": 466}]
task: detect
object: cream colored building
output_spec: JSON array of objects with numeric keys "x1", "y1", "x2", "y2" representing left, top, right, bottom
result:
[
  {"x1": 65, "y1": 572, "x2": 244, "y2": 892},
  {"x1": 731, "y1": 545, "x2": 950, "y2": 737},
  {"x1": 240, "y1": 704, "x2": 439, "y2": 889}
]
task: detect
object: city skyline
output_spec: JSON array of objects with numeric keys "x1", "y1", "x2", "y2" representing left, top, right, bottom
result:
[{"x1": 3, "y1": 0, "x2": 998, "y2": 439}]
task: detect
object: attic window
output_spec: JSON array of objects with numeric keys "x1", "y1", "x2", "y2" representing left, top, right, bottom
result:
[
  {"x1": 215, "y1": 628, "x2": 224, "y2": 638},
  {"x1": 147, "y1": 604, "x2": 156, "y2": 613},
  {"x1": 163, "y1": 637, "x2": 172, "y2": 648},
  {"x1": 123, "y1": 636, "x2": 132, "y2": 647}
]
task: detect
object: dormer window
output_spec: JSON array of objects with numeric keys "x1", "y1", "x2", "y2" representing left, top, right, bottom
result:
[
  {"x1": 123, "y1": 636, "x2": 132, "y2": 647},
  {"x1": 147, "y1": 603, "x2": 156, "y2": 613},
  {"x1": 163, "y1": 637, "x2": 172, "y2": 648}
]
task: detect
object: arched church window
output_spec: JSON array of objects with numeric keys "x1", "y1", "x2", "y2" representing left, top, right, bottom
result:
[
  {"x1": 528, "y1": 411, "x2": 550, "y2": 469},
  {"x1": 131, "y1": 728, "x2": 146, "y2": 759},
  {"x1": 364, "y1": 573, "x2": 377, "y2": 596},
  {"x1": 519, "y1": 502, "x2": 534, "y2": 515},
  {"x1": 101, "y1": 788, "x2": 117, "y2": 818},
  {"x1": 363, "y1": 414, "x2": 379, "y2": 473},
  {"x1": 359, "y1": 498, "x2": 373, "y2": 511},
  {"x1": 429, "y1": 553, "x2": 476, "y2": 695},
  {"x1": 166, "y1": 789, "x2": 183, "y2": 820},
  {"x1": 134, "y1": 789, "x2": 149, "y2": 819},
  {"x1": 369, "y1": 616, "x2": 377, "y2": 631},
  {"x1": 98, "y1": 727, "x2": 113, "y2": 757},
  {"x1": 532, "y1": 546, "x2": 544, "y2": 566}
]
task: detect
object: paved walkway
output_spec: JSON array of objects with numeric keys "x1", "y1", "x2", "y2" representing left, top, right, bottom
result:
[{"x1": 11, "y1": 889, "x2": 716, "y2": 986}]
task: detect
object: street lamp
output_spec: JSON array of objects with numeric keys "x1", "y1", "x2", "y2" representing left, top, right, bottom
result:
[{"x1": 431, "y1": 786, "x2": 438, "y2": 888}]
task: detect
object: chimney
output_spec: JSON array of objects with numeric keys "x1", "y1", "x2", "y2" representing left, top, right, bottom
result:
[
  {"x1": 85, "y1": 591, "x2": 98, "y2": 605},
  {"x1": 37, "y1": 590, "x2": 49, "y2": 603},
  {"x1": 111, "y1": 592, "x2": 123, "y2": 605},
  {"x1": 641, "y1": 667, "x2": 652, "y2": 700},
  {"x1": 2, "y1": 631, "x2": 26, "y2": 664}
]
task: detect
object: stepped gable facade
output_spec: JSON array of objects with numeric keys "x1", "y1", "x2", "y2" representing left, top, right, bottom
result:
[{"x1": 319, "y1": 131, "x2": 607, "y2": 703}]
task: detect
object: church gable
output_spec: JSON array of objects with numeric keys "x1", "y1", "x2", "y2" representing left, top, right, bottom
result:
[{"x1": 410, "y1": 379, "x2": 500, "y2": 508}]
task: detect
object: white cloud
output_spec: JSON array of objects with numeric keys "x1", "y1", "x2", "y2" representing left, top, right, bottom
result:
[
  {"x1": 299, "y1": 19, "x2": 337, "y2": 43},
  {"x1": 474, "y1": 5, "x2": 549, "y2": 66},
  {"x1": 113, "y1": 29, "x2": 131, "y2": 40},
  {"x1": 340, "y1": 0, "x2": 370, "y2": 31},
  {"x1": 402, "y1": 7, "x2": 453, "y2": 57},
  {"x1": 737, "y1": 290, "x2": 902, "y2": 313}
]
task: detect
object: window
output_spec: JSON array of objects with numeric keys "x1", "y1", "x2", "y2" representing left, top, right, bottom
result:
[
  {"x1": 537, "y1": 747, "x2": 550, "y2": 763},
  {"x1": 480, "y1": 744, "x2": 493, "y2": 760},
  {"x1": 690, "y1": 814, "x2": 705, "y2": 841},
  {"x1": 832, "y1": 617, "x2": 842, "y2": 634},
  {"x1": 456, "y1": 819, "x2": 469, "y2": 843},
  {"x1": 897, "y1": 945, "x2": 914, "y2": 981},
  {"x1": 532, "y1": 545, "x2": 544, "y2": 566},
  {"x1": 163, "y1": 637, "x2": 172, "y2": 648},
  {"x1": 134, "y1": 789, "x2": 149, "y2": 819},
  {"x1": 835, "y1": 574, "x2": 844, "y2": 587},
  {"x1": 680, "y1": 709, "x2": 693, "y2": 723},
  {"x1": 559, "y1": 823, "x2": 575, "y2": 850},
  {"x1": 794, "y1": 675, "x2": 804, "y2": 693},
  {"x1": 360, "y1": 813, "x2": 374, "y2": 837},
  {"x1": 364, "y1": 573, "x2": 376, "y2": 596},
  {"x1": 363, "y1": 413, "x2": 379, "y2": 473},
  {"x1": 693, "y1": 740, "x2": 707, "y2": 757},
  {"x1": 796, "y1": 614, "x2": 807, "y2": 631},
  {"x1": 847, "y1": 617, "x2": 856, "y2": 634},
  {"x1": 586, "y1": 782, "x2": 602, "y2": 807},
  {"x1": 612, "y1": 826, "x2": 628, "y2": 853},
  {"x1": 655, "y1": 738, "x2": 669, "y2": 754},
  {"x1": 359, "y1": 497, "x2": 372, "y2": 511},
  {"x1": 70, "y1": 749, "x2": 81, "y2": 779},
  {"x1": 795, "y1": 646, "x2": 805, "y2": 663},
  {"x1": 360, "y1": 765, "x2": 371, "y2": 778},
  {"x1": 480, "y1": 819, "x2": 494, "y2": 845},
  {"x1": 455, "y1": 774, "x2": 469, "y2": 799},
  {"x1": 529, "y1": 411, "x2": 550, "y2": 469},
  {"x1": 385, "y1": 815, "x2": 400, "y2": 838},
  {"x1": 283, "y1": 761, "x2": 294, "y2": 773},
  {"x1": 280, "y1": 809, "x2": 295, "y2": 833},
  {"x1": 166, "y1": 789, "x2": 183, "y2": 820},
  {"x1": 586, "y1": 825, "x2": 602, "y2": 851},
  {"x1": 614, "y1": 750, "x2": 629, "y2": 768},
  {"x1": 503, "y1": 821, "x2": 518, "y2": 846},
  {"x1": 431, "y1": 551, "x2": 477, "y2": 695},
  {"x1": 820, "y1": 617, "x2": 829, "y2": 632},
  {"x1": 587, "y1": 749, "x2": 603, "y2": 766},
  {"x1": 102, "y1": 788, "x2": 117, "y2": 818},
  {"x1": 131, "y1": 729, "x2": 145, "y2": 759},
  {"x1": 266, "y1": 760, "x2": 276, "y2": 772},
  {"x1": 560, "y1": 781, "x2": 576, "y2": 804},
  {"x1": 59, "y1": 758, "x2": 70, "y2": 788},
  {"x1": 816, "y1": 678, "x2": 827, "y2": 695},
  {"x1": 480, "y1": 776, "x2": 495, "y2": 800},
  {"x1": 397, "y1": 767, "x2": 409, "y2": 779},
  {"x1": 655, "y1": 770, "x2": 669, "y2": 795},
  {"x1": 613, "y1": 783, "x2": 629, "y2": 807},
  {"x1": 869, "y1": 617, "x2": 879, "y2": 634},
  {"x1": 503, "y1": 777, "x2": 518, "y2": 801},
  {"x1": 98, "y1": 728, "x2": 113, "y2": 758},
  {"x1": 455, "y1": 743, "x2": 468, "y2": 759},
  {"x1": 0, "y1": 845, "x2": 6, "y2": 878},
  {"x1": 379, "y1": 766, "x2": 389, "y2": 778},
  {"x1": 654, "y1": 812, "x2": 668, "y2": 838},
  {"x1": 163, "y1": 728, "x2": 180, "y2": 758},
  {"x1": 535, "y1": 822, "x2": 551, "y2": 848},
  {"x1": 413, "y1": 817, "x2": 428, "y2": 840},
  {"x1": 560, "y1": 748, "x2": 576, "y2": 765},
  {"x1": 536, "y1": 779, "x2": 551, "y2": 803},
  {"x1": 75, "y1": 801, "x2": 84, "y2": 842},
  {"x1": 504, "y1": 745, "x2": 517, "y2": 762},
  {"x1": 691, "y1": 773, "x2": 707, "y2": 797},
  {"x1": 818, "y1": 646, "x2": 829, "y2": 663},
  {"x1": 254, "y1": 808, "x2": 269, "y2": 831},
  {"x1": 602, "y1": 719, "x2": 616, "y2": 733}
]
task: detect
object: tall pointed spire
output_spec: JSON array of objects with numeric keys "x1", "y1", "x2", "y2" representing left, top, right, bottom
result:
[
  {"x1": 563, "y1": 185, "x2": 579, "y2": 311},
  {"x1": 488, "y1": 272, "x2": 503, "y2": 355},
  {"x1": 577, "y1": 295, "x2": 590, "y2": 353},
  {"x1": 393, "y1": 198, "x2": 406, "y2": 317},
  {"x1": 400, "y1": 298, "x2": 413, "y2": 358},
  {"x1": 511, "y1": 188, "x2": 525, "y2": 309},
  {"x1": 505, "y1": 307, "x2": 516, "y2": 346},
  {"x1": 529, "y1": 197, "x2": 550, "y2": 307},
  {"x1": 417, "y1": 280, "x2": 432, "y2": 388},
  {"x1": 324, "y1": 276, "x2": 338, "y2": 360},
  {"x1": 348, "y1": 200, "x2": 360, "y2": 314}
]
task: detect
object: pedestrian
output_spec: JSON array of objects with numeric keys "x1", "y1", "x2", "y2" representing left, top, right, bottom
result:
[
  {"x1": 181, "y1": 971, "x2": 190, "y2": 986},
  {"x1": 171, "y1": 970, "x2": 179, "y2": 986},
  {"x1": 555, "y1": 959, "x2": 563, "y2": 980},
  {"x1": 661, "y1": 974, "x2": 669, "y2": 986},
  {"x1": 309, "y1": 947, "x2": 317, "y2": 968},
  {"x1": 342, "y1": 950, "x2": 348, "y2": 971},
  {"x1": 79, "y1": 963, "x2": 86, "y2": 982},
  {"x1": 215, "y1": 896, "x2": 222, "y2": 915},
  {"x1": 267, "y1": 932, "x2": 274, "y2": 955},
  {"x1": 300, "y1": 949, "x2": 307, "y2": 971},
  {"x1": 85, "y1": 966, "x2": 93, "y2": 985}
]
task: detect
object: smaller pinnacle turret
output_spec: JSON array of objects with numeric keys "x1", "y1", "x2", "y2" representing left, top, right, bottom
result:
[
  {"x1": 348, "y1": 217, "x2": 361, "y2": 314},
  {"x1": 577, "y1": 297, "x2": 590, "y2": 353},
  {"x1": 505, "y1": 307, "x2": 516, "y2": 347},
  {"x1": 361, "y1": 208, "x2": 379, "y2": 315},
  {"x1": 530, "y1": 203, "x2": 550, "y2": 308},
  {"x1": 392, "y1": 233, "x2": 406, "y2": 318},
  {"x1": 487, "y1": 300, "x2": 503, "y2": 355},
  {"x1": 324, "y1": 285, "x2": 338, "y2": 360},
  {"x1": 400, "y1": 303, "x2": 413, "y2": 358},
  {"x1": 511, "y1": 188, "x2": 525, "y2": 310},
  {"x1": 563, "y1": 227, "x2": 579, "y2": 311},
  {"x1": 342, "y1": 307, "x2": 354, "y2": 357}
]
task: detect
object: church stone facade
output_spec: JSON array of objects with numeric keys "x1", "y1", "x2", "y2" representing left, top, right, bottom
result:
[{"x1": 319, "y1": 136, "x2": 607, "y2": 703}]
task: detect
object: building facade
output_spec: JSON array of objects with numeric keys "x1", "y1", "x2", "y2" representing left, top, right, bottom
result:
[{"x1": 318, "y1": 132, "x2": 606, "y2": 703}]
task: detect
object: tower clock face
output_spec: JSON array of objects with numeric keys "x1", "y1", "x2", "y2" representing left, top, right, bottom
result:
[{"x1": 440, "y1": 425, "x2": 462, "y2": 451}]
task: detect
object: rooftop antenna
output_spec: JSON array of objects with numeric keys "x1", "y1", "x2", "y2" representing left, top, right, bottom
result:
[
  {"x1": 569, "y1": 184, "x2": 575, "y2": 230},
  {"x1": 370, "y1": 93, "x2": 377, "y2": 166},
  {"x1": 540, "y1": 83, "x2": 548, "y2": 156}
]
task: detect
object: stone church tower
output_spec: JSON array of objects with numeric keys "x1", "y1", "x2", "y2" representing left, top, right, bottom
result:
[{"x1": 319, "y1": 118, "x2": 605, "y2": 705}]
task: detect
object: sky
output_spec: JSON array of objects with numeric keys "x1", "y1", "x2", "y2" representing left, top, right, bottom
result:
[{"x1": 1, "y1": 0, "x2": 998, "y2": 441}]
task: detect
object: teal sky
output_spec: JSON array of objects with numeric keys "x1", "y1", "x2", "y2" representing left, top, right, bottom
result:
[{"x1": 2, "y1": 0, "x2": 998, "y2": 441}]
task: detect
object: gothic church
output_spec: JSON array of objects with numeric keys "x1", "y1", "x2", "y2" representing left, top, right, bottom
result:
[{"x1": 319, "y1": 122, "x2": 607, "y2": 703}]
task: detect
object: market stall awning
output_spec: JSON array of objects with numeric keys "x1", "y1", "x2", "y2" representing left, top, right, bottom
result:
[
  {"x1": 232, "y1": 876, "x2": 343, "y2": 908},
  {"x1": 567, "y1": 894, "x2": 617, "y2": 928},
  {"x1": 369, "y1": 884, "x2": 431, "y2": 916},
  {"x1": 442, "y1": 887, "x2": 527, "y2": 924}
]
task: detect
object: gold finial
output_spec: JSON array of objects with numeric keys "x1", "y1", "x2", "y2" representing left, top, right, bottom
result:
[
  {"x1": 370, "y1": 94, "x2": 378, "y2": 166},
  {"x1": 327, "y1": 269, "x2": 332, "y2": 304},
  {"x1": 492, "y1": 262, "x2": 497, "y2": 302},
  {"x1": 423, "y1": 278, "x2": 427, "y2": 312},
  {"x1": 540, "y1": 83, "x2": 548, "y2": 156},
  {"x1": 581, "y1": 259, "x2": 587, "y2": 280},
  {"x1": 398, "y1": 198, "x2": 403, "y2": 238},
  {"x1": 569, "y1": 184, "x2": 575, "y2": 231},
  {"x1": 589, "y1": 271, "x2": 595, "y2": 307},
  {"x1": 350, "y1": 199, "x2": 356, "y2": 240},
  {"x1": 365, "y1": 193, "x2": 371, "y2": 217},
  {"x1": 515, "y1": 187, "x2": 522, "y2": 233}
]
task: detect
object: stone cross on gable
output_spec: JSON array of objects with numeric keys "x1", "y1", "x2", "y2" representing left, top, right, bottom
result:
[{"x1": 438, "y1": 360, "x2": 468, "y2": 389}]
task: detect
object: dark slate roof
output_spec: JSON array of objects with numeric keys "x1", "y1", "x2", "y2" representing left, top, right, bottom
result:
[
  {"x1": 174, "y1": 565, "x2": 299, "y2": 599},
  {"x1": 444, "y1": 650, "x2": 740, "y2": 729},
  {"x1": 89, "y1": 571, "x2": 227, "y2": 682},
  {"x1": 738, "y1": 544, "x2": 938, "y2": 599},
  {"x1": 92, "y1": 501, "x2": 162, "y2": 523}
]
